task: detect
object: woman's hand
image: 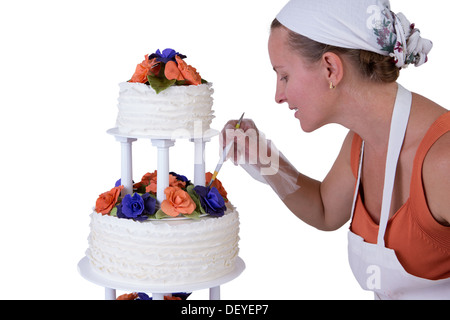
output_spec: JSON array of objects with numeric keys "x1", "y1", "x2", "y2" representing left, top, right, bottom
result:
[
  {"x1": 221, "y1": 118, "x2": 301, "y2": 199},
  {"x1": 221, "y1": 118, "x2": 263, "y2": 166}
]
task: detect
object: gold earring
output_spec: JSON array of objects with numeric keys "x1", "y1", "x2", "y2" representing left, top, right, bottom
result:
[{"x1": 329, "y1": 82, "x2": 336, "y2": 89}]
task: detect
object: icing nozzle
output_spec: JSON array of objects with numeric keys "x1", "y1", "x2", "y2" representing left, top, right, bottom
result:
[
  {"x1": 208, "y1": 112, "x2": 245, "y2": 188},
  {"x1": 235, "y1": 112, "x2": 245, "y2": 129}
]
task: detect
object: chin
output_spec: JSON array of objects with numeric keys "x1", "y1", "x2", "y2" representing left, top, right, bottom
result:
[
  {"x1": 297, "y1": 112, "x2": 330, "y2": 133},
  {"x1": 299, "y1": 119, "x2": 318, "y2": 133}
]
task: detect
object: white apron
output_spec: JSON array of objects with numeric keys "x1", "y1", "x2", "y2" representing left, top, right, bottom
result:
[{"x1": 348, "y1": 84, "x2": 450, "y2": 300}]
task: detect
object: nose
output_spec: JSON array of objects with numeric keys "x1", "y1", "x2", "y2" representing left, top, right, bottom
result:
[{"x1": 275, "y1": 86, "x2": 287, "y2": 104}]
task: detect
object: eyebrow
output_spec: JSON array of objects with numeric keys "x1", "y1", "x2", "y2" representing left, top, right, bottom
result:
[{"x1": 272, "y1": 65, "x2": 285, "y2": 72}]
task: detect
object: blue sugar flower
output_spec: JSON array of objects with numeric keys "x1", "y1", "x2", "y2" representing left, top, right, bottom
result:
[
  {"x1": 117, "y1": 193, "x2": 144, "y2": 219},
  {"x1": 193, "y1": 186, "x2": 226, "y2": 217},
  {"x1": 141, "y1": 193, "x2": 156, "y2": 216},
  {"x1": 149, "y1": 48, "x2": 186, "y2": 64},
  {"x1": 116, "y1": 193, "x2": 156, "y2": 221},
  {"x1": 137, "y1": 292, "x2": 151, "y2": 300}
]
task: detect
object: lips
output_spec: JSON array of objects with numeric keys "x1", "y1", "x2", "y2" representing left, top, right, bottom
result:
[{"x1": 289, "y1": 106, "x2": 300, "y2": 118}]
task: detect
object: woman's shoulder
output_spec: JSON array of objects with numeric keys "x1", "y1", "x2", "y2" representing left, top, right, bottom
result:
[
  {"x1": 414, "y1": 96, "x2": 450, "y2": 226},
  {"x1": 422, "y1": 129, "x2": 450, "y2": 226},
  {"x1": 402, "y1": 92, "x2": 449, "y2": 225}
]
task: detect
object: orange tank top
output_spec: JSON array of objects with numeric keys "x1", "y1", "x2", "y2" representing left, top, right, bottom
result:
[{"x1": 350, "y1": 112, "x2": 450, "y2": 280}]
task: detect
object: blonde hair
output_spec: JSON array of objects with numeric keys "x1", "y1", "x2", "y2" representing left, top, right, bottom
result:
[{"x1": 271, "y1": 19, "x2": 400, "y2": 83}]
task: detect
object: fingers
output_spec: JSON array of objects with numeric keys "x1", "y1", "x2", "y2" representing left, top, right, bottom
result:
[
  {"x1": 221, "y1": 121, "x2": 237, "y2": 153},
  {"x1": 222, "y1": 119, "x2": 256, "y2": 131},
  {"x1": 220, "y1": 118, "x2": 262, "y2": 165},
  {"x1": 221, "y1": 119, "x2": 256, "y2": 149},
  {"x1": 221, "y1": 119, "x2": 258, "y2": 143},
  {"x1": 224, "y1": 119, "x2": 239, "y2": 129},
  {"x1": 238, "y1": 119, "x2": 258, "y2": 133}
]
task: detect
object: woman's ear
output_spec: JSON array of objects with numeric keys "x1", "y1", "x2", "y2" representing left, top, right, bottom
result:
[{"x1": 321, "y1": 52, "x2": 344, "y2": 87}]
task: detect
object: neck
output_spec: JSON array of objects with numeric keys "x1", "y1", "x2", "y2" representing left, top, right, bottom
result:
[{"x1": 334, "y1": 81, "x2": 399, "y2": 153}]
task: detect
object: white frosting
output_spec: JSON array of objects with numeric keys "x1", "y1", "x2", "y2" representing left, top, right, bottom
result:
[
  {"x1": 86, "y1": 204, "x2": 240, "y2": 286},
  {"x1": 115, "y1": 82, "x2": 215, "y2": 137}
]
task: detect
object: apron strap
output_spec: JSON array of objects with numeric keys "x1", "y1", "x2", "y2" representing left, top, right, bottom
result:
[
  {"x1": 377, "y1": 84, "x2": 412, "y2": 247},
  {"x1": 350, "y1": 141, "x2": 364, "y2": 223}
]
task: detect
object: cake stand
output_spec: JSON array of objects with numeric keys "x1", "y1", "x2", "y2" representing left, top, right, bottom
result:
[
  {"x1": 79, "y1": 127, "x2": 245, "y2": 300},
  {"x1": 77, "y1": 256, "x2": 245, "y2": 300}
]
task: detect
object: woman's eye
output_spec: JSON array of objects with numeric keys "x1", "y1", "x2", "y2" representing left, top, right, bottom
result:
[{"x1": 280, "y1": 75, "x2": 288, "y2": 82}]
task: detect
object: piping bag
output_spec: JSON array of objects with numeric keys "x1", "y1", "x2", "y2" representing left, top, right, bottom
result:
[{"x1": 207, "y1": 113, "x2": 245, "y2": 188}]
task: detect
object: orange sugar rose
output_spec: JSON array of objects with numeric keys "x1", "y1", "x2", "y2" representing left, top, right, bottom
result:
[
  {"x1": 141, "y1": 170, "x2": 158, "y2": 186},
  {"x1": 145, "y1": 173, "x2": 186, "y2": 194},
  {"x1": 205, "y1": 172, "x2": 228, "y2": 201},
  {"x1": 164, "y1": 60, "x2": 184, "y2": 81},
  {"x1": 175, "y1": 55, "x2": 202, "y2": 85},
  {"x1": 130, "y1": 56, "x2": 159, "y2": 83},
  {"x1": 164, "y1": 296, "x2": 182, "y2": 300},
  {"x1": 116, "y1": 292, "x2": 139, "y2": 300},
  {"x1": 95, "y1": 185, "x2": 124, "y2": 215},
  {"x1": 169, "y1": 174, "x2": 186, "y2": 189},
  {"x1": 146, "y1": 182, "x2": 157, "y2": 194},
  {"x1": 161, "y1": 186, "x2": 196, "y2": 217}
]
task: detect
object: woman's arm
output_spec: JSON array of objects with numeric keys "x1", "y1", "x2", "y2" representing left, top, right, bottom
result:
[
  {"x1": 223, "y1": 120, "x2": 357, "y2": 231},
  {"x1": 278, "y1": 131, "x2": 356, "y2": 231}
]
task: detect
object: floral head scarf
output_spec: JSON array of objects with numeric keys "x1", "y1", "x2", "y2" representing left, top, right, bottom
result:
[{"x1": 276, "y1": 0, "x2": 433, "y2": 68}]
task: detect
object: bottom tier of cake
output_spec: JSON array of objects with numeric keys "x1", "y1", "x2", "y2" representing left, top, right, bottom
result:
[{"x1": 86, "y1": 203, "x2": 240, "y2": 286}]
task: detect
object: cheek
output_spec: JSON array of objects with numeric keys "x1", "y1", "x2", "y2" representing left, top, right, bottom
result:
[
  {"x1": 285, "y1": 78, "x2": 313, "y2": 106},
  {"x1": 287, "y1": 77, "x2": 328, "y2": 130},
  {"x1": 293, "y1": 70, "x2": 326, "y2": 103}
]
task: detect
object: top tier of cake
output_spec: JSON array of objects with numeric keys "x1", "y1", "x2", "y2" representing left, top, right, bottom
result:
[
  {"x1": 115, "y1": 81, "x2": 215, "y2": 138},
  {"x1": 114, "y1": 49, "x2": 216, "y2": 139}
]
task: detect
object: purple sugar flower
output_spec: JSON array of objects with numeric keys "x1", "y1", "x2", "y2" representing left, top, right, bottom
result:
[
  {"x1": 149, "y1": 48, "x2": 186, "y2": 64},
  {"x1": 116, "y1": 193, "x2": 156, "y2": 221},
  {"x1": 193, "y1": 186, "x2": 226, "y2": 217},
  {"x1": 137, "y1": 292, "x2": 151, "y2": 300},
  {"x1": 141, "y1": 193, "x2": 156, "y2": 216}
]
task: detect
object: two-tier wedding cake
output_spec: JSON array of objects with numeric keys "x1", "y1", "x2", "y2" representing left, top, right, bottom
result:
[{"x1": 85, "y1": 49, "x2": 240, "y2": 287}]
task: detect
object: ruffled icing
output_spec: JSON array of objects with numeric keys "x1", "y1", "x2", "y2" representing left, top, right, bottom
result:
[
  {"x1": 115, "y1": 82, "x2": 215, "y2": 137},
  {"x1": 86, "y1": 204, "x2": 240, "y2": 285}
]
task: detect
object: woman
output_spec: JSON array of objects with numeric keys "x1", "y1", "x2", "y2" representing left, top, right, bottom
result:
[{"x1": 223, "y1": 0, "x2": 450, "y2": 299}]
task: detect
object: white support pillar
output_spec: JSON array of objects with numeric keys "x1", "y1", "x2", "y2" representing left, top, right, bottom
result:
[
  {"x1": 115, "y1": 136, "x2": 137, "y2": 196},
  {"x1": 150, "y1": 139, "x2": 174, "y2": 301},
  {"x1": 209, "y1": 286, "x2": 220, "y2": 300},
  {"x1": 151, "y1": 139, "x2": 175, "y2": 204},
  {"x1": 105, "y1": 288, "x2": 116, "y2": 300},
  {"x1": 152, "y1": 292, "x2": 165, "y2": 300},
  {"x1": 190, "y1": 137, "x2": 211, "y2": 186},
  {"x1": 193, "y1": 138, "x2": 206, "y2": 186}
]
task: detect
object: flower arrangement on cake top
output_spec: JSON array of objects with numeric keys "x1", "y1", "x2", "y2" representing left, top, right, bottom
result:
[
  {"x1": 129, "y1": 48, "x2": 207, "y2": 94},
  {"x1": 95, "y1": 171, "x2": 228, "y2": 221}
]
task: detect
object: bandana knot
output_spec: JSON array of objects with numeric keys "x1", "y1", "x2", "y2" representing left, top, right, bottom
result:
[{"x1": 389, "y1": 12, "x2": 433, "y2": 68}]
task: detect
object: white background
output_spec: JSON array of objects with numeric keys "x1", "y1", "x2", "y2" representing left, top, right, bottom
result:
[{"x1": 0, "y1": 0, "x2": 448, "y2": 300}]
